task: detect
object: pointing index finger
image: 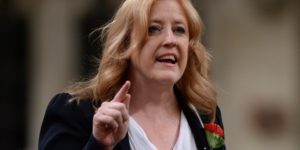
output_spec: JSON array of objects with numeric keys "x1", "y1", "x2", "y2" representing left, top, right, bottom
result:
[{"x1": 113, "y1": 81, "x2": 131, "y2": 102}]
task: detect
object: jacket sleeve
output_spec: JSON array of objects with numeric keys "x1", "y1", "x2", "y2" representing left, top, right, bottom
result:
[{"x1": 38, "y1": 93, "x2": 104, "y2": 150}]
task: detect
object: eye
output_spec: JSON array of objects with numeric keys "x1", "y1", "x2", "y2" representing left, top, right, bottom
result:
[
  {"x1": 148, "y1": 25, "x2": 161, "y2": 34},
  {"x1": 173, "y1": 26, "x2": 186, "y2": 34}
]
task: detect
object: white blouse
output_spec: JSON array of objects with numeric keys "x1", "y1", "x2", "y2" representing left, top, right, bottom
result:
[{"x1": 128, "y1": 112, "x2": 197, "y2": 150}]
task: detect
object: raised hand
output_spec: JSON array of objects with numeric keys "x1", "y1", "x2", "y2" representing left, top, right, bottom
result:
[{"x1": 92, "y1": 81, "x2": 131, "y2": 149}]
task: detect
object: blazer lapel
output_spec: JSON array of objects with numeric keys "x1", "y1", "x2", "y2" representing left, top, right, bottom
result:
[{"x1": 175, "y1": 88, "x2": 210, "y2": 150}]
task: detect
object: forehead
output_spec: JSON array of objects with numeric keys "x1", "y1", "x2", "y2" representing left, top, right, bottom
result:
[{"x1": 149, "y1": 0, "x2": 187, "y2": 23}]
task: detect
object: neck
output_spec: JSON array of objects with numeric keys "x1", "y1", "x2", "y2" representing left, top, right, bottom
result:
[{"x1": 128, "y1": 78, "x2": 180, "y2": 118}]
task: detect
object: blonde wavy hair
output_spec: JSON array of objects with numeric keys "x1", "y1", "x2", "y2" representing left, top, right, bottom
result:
[{"x1": 68, "y1": 0, "x2": 217, "y2": 120}]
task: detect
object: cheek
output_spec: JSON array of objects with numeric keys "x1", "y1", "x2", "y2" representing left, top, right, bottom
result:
[
  {"x1": 181, "y1": 42, "x2": 189, "y2": 63},
  {"x1": 130, "y1": 51, "x2": 140, "y2": 66},
  {"x1": 130, "y1": 48, "x2": 151, "y2": 68},
  {"x1": 140, "y1": 44, "x2": 157, "y2": 61},
  {"x1": 182, "y1": 51, "x2": 188, "y2": 70}
]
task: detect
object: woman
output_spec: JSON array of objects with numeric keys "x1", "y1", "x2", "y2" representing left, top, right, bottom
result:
[{"x1": 39, "y1": 0, "x2": 226, "y2": 149}]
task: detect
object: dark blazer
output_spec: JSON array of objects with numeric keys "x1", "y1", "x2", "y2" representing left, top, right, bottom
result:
[{"x1": 39, "y1": 91, "x2": 226, "y2": 150}]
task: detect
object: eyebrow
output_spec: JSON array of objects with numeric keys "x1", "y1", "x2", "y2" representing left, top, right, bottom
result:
[
  {"x1": 149, "y1": 19, "x2": 162, "y2": 24},
  {"x1": 149, "y1": 18, "x2": 187, "y2": 26}
]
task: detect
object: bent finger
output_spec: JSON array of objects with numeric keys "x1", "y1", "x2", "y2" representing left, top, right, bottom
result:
[{"x1": 95, "y1": 115, "x2": 119, "y2": 131}]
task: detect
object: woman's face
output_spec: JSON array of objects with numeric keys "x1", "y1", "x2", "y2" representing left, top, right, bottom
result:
[{"x1": 130, "y1": 0, "x2": 189, "y2": 85}]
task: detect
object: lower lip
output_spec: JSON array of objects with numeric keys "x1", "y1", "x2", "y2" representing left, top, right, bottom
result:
[{"x1": 156, "y1": 61, "x2": 177, "y2": 67}]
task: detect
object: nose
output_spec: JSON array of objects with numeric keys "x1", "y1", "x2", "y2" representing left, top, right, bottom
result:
[{"x1": 162, "y1": 28, "x2": 177, "y2": 48}]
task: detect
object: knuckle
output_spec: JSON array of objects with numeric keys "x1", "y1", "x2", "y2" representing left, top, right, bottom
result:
[
  {"x1": 115, "y1": 110, "x2": 122, "y2": 117},
  {"x1": 101, "y1": 101, "x2": 109, "y2": 106},
  {"x1": 115, "y1": 103, "x2": 125, "y2": 110}
]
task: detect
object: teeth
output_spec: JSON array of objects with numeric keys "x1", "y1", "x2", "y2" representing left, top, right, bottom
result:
[
  {"x1": 156, "y1": 55, "x2": 177, "y2": 64},
  {"x1": 159, "y1": 55, "x2": 175, "y2": 61}
]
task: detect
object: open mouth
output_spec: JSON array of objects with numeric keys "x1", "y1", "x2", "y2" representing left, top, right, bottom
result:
[{"x1": 156, "y1": 55, "x2": 177, "y2": 64}]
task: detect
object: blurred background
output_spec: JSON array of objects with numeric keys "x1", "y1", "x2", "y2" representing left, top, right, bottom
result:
[{"x1": 0, "y1": 0, "x2": 299, "y2": 149}]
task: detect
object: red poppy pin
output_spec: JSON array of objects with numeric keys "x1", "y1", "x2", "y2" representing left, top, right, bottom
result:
[{"x1": 204, "y1": 123, "x2": 225, "y2": 149}]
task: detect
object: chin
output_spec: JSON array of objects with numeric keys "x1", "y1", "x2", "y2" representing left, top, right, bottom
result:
[{"x1": 154, "y1": 74, "x2": 181, "y2": 85}]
